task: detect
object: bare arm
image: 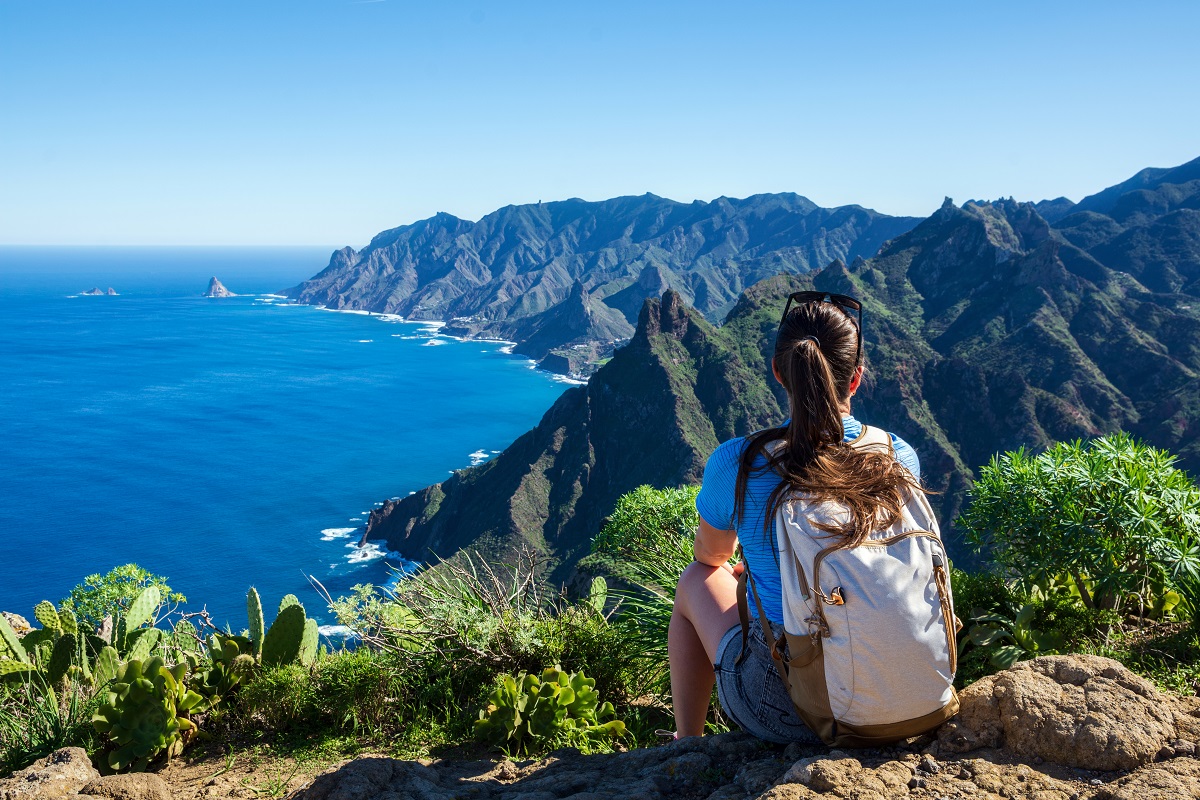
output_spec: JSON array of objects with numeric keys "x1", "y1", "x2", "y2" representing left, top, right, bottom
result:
[{"x1": 693, "y1": 517, "x2": 738, "y2": 567}]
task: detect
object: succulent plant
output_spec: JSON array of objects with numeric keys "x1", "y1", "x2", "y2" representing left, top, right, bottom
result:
[
  {"x1": 92, "y1": 656, "x2": 202, "y2": 772},
  {"x1": 474, "y1": 666, "x2": 625, "y2": 754},
  {"x1": 189, "y1": 634, "x2": 257, "y2": 712}
]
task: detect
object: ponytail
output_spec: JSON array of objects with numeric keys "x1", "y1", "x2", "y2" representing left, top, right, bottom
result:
[{"x1": 734, "y1": 300, "x2": 921, "y2": 549}]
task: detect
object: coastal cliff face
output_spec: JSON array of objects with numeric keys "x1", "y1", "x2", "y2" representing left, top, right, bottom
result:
[
  {"x1": 364, "y1": 163, "x2": 1200, "y2": 575},
  {"x1": 365, "y1": 286, "x2": 789, "y2": 584},
  {"x1": 286, "y1": 194, "x2": 919, "y2": 362}
]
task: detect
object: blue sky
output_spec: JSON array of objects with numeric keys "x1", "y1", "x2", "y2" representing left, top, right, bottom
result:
[{"x1": 1, "y1": 1, "x2": 1197, "y2": 245}]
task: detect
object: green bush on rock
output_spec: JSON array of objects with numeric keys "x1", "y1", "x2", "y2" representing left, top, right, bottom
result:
[{"x1": 959, "y1": 433, "x2": 1200, "y2": 623}]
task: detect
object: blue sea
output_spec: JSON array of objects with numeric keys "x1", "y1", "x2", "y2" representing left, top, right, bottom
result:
[{"x1": 0, "y1": 247, "x2": 570, "y2": 632}]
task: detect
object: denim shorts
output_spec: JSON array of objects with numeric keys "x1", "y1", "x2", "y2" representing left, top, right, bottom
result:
[{"x1": 714, "y1": 620, "x2": 822, "y2": 744}]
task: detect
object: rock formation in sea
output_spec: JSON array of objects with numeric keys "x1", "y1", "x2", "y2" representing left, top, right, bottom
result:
[
  {"x1": 204, "y1": 277, "x2": 235, "y2": 297},
  {"x1": 79, "y1": 287, "x2": 118, "y2": 295}
]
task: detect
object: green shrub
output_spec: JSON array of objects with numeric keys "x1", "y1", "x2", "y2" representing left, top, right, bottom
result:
[
  {"x1": 958, "y1": 434, "x2": 1200, "y2": 621},
  {"x1": 59, "y1": 564, "x2": 185, "y2": 633},
  {"x1": 474, "y1": 666, "x2": 626, "y2": 755},
  {"x1": 591, "y1": 485, "x2": 698, "y2": 692}
]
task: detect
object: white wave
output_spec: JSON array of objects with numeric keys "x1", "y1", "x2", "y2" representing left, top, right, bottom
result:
[
  {"x1": 491, "y1": 450, "x2": 502, "y2": 454},
  {"x1": 318, "y1": 625, "x2": 359, "y2": 639},
  {"x1": 374, "y1": 313, "x2": 404, "y2": 322},
  {"x1": 552, "y1": 374, "x2": 588, "y2": 385},
  {"x1": 499, "y1": 344, "x2": 515, "y2": 354},
  {"x1": 260, "y1": 293, "x2": 288, "y2": 299},
  {"x1": 422, "y1": 339, "x2": 446, "y2": 346},
  {"x1": 344, "y1": 541, "x2": 406, "y2": 565},
  {"x1": 320, "y1": 527, "x2": 358, "y2": 541},
  {"x1": 356, "y1": 339, "x2": 373, "y2": 343},
  {"x1": 468, "y1": 449, "x2": 490, "y2": 466},
  {"x1": 348, "y1": 517, "x2": 363, "y2": 522}
]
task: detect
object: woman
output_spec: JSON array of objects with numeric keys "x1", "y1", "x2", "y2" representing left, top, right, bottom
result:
[{"x1": 668, "y1": 291, "x2": 924, "y2": 742}]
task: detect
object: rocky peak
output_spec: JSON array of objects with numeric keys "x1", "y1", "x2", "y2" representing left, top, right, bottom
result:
[{"x1": 204, "y1": 277, "x2": 235, "y2": 298}]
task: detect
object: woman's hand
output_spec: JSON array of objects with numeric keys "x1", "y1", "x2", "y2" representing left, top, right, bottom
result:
[{"x1": 722, "y1": 561, "x2": 745, "y2": 578}]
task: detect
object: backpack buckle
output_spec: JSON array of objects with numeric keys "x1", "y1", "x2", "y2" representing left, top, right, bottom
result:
[{"x1": 822, "y1": 587, "x2": 845, "y2": 606}]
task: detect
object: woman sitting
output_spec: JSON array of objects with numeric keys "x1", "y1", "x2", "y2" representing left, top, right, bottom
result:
[{"x1": 668, "y1": 291, "x2": 936, "y2": 742}]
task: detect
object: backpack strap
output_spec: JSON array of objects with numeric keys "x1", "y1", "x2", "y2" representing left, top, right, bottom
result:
[
  {"x1": 847, "y1": 424, "x2": 893, "y2": 454},
  {"x1": 736, "y1": 554, "x2": 791, "y2": 685}
]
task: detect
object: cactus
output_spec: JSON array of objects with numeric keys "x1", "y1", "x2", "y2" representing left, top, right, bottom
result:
[
  {"x1": 278, "y1": 594, "x2": 300, "y2": 613},
  {"x1": 94, "y1": 646, "x2": 121, "y2": 687},
  {"x1": 0, "y1": 614, "x2": 28, "y2": 663},
  {"x1": 47, "y1": 633, "x2": 77, "y2": 685},
  {"x1": 33, "y1": 601, "x2": 61, "y2": 632},
  {"x1": 0, "y1": 660, "x2": 36, "y2": 677},
  {"x1": 92, "y1": 656, "x2": 202, "y2": 771},
  {"x1": 247, "y1": 588, "x2": 265, "y2": 658},
  {"x1": 126, "y1": 628, "x2": 162, "y2": 663},
  {"x1": 260, "y1": 604, "x2": 306, "y2": 667},
  {"x1": 298, "y1": 618, "x2": 319, "y2": 667},
  {"x1": 124, "y1": 585, "x2": 161, "y2": 632},
  {"x1": 59, "y1": 608, "x2": 78, "y2": 637},
  {"x1": 587, "y1": 577, "x2": 608, "y2": 616}
]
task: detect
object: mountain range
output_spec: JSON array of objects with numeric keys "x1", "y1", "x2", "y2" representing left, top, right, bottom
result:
[
  {"x1": 285, "y1": 194, "x2": 919, "y2": 373},
  {"x1": 358, "y1": 157, "x2": 1200, "y2": 577}
]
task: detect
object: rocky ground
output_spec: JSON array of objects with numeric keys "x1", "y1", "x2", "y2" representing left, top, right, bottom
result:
[{"x1": 5, "y1": 655, "x2": 1199, "y2": 800}]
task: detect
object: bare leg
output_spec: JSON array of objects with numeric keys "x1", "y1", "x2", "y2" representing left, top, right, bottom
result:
[{"x1": 669, "y1": 562, "x2": 741, "y2": 737}]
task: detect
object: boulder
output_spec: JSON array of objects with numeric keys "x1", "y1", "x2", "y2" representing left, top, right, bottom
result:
[
  {"x1": 79, "y1": 773, "x2": 173, "y2": 800},
  {"x1": 938, "y1": 654, "x2": 1200, "y2": 771},
  {"x1": 0, "y1": 748, "x2": 99, "y2": 799}
]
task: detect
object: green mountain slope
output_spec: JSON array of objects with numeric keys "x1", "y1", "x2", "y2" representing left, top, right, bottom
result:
[{"x1": 362, "y1": 159, "x2": 1200, "y2": 577}]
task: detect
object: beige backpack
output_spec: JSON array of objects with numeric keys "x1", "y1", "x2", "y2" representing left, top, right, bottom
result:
[{"x1": 737, "y1": 425, "x2": 960, "y2": 747}]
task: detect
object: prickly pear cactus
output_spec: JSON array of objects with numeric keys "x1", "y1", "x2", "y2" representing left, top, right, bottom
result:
[
  {"x1": 260, "y1": 604, "x2": 306, "y2": 667},
  {"x1": 92, "y1": 656, "x2": 202, "y2": 772},
  {"x1": 33, "y1": 601, "x2": 61, "y2": 632},
  {"x1": 246, "y1": 588, "x2": 265, "y2": 658},
  {"x1": 474, "y1": 666, "x2": 625, "y2": 754},
  {"x1": 94, "y1": 646, "x2": 121, "y2": 687},
  {"x1": 126, "y1": 627, "x2": 162, "y2": 663},
  {"x1": 278, "y1": 594, "x2": 301, "y2": 613},
  {"x1": 124, "y1": 585, "x2": 161, "y2": 632},
  {"x1": 0, "y1": 614, "x2": 28, "y2": 663},
  {"x1": 298, "y1": 618, "x2": 319, "y2": 667},
  {"x1": 47, "y1": 633, "x2": 77, "y2": 685}
]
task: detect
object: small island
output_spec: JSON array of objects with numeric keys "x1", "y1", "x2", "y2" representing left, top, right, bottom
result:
[
  {"x1": 204, "y1": 277, "x2": 236, "y2": 297},
  {"x1": 79, "y1": 287, "x2": 118, "y2": 295}
]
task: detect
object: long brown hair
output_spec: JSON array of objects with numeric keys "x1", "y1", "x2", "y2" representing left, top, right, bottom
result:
[{"x1": 734, "y1": 300, "x2": 922, "y2": 549}]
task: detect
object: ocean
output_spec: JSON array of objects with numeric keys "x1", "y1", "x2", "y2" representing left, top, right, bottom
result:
[{"x1": 0, "y1": 247, "x2": 571, "y2": 633}]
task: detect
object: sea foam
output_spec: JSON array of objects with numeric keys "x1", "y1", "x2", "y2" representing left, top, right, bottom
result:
[{"x1": 320, "y1": 527, "x2": 358, "y2": 541}]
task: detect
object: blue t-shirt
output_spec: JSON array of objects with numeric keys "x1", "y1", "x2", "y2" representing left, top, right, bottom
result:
[{"x1": 695, "y1": 415, "x2": 920, "y2": 625}]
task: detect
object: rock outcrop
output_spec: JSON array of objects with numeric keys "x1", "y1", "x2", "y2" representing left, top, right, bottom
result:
[
  {"x1": 0, "y1": 749, "x2": 173, "y2": 800},
  {"x1": 203, "y1": 277, "x2": 235, "y2": 298},
  {"x1": 285, "y1": 656, "x2": 1200, "y2": 800},
  {"x1": 79, "y1": 288, "x2": 117, "y2": 296}
]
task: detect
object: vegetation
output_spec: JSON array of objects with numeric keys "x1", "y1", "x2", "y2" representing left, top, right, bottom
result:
[
  {"x1": 474, "y1": 666, "x2": 626, "y2": 755},
  {"x1": 3, "y1": 433, "x2": 1199, "y2": 778}
]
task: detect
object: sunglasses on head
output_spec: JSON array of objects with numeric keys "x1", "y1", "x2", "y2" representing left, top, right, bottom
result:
[{"x1": 779, "y1": 291, "x2": 864, "y2": 365}]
